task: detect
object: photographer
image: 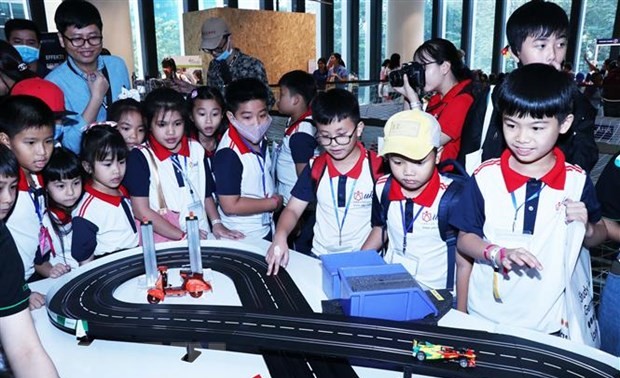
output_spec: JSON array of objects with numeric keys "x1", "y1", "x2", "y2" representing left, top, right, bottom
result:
[{"x1": 393, "y1": 38, "x2": 474, "y2": 163}]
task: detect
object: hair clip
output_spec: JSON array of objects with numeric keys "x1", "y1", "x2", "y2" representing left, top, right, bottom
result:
[
  {"x1": 82, "y1": 121, "x2": 118, "y2": 132},
  {"x1": 17, "y1": 63, "x2": 28, "y2": 72},
  {"x1": 190, "y1": 89, "x2": 198, "y2": 99}
]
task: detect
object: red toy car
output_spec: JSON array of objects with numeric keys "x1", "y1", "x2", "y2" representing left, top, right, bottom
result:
[
  {"x1": 147, "y1": 266, "x2": 212, "y2": 304},
  {"x1": 412, "y1": 339, "x2": 476, "y2": 368}
]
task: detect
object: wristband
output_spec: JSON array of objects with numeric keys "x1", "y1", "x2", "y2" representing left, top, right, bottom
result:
[
  {"x1": 489, "y1": 246, "x2": 501, "y2": 269},
  {"x1": 212, "y1": 219, "x2": 223, "y2": 225},
  {"x1": 410, "y1": 101, "x2": 422, "y2": 109},
  {"x1": 483, "y1": 244, "x2": 497, "y2": 261}
]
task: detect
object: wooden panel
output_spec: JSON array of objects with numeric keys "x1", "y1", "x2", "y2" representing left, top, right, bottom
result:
[{"x1": 183, "y1": 7, "x2": 316, "y2": 86}]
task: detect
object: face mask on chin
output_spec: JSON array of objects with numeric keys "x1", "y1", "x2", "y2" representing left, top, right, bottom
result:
[
  {"x1": 14, "y1": 45, "x2": 39, "y2": 64},
  {"x1": 229, "y1": 115, "x2": 272, "y2": 145},
  {"x1": 214, "y1": 39, "x2": 232, "y2": 61}
]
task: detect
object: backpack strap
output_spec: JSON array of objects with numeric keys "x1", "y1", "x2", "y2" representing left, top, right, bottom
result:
[
  {"x1": 366, "y1": 150, "x2": 384, "y2": 183},
  {"x1": 378, "y1": 175, "x2": 392, "y2": 256},
  {"x1": 437, "y1": 172, "x2": 466, "y2": 291},
  {"x1": 310, "y1": 154, "x2": 328, "y2": 192}
]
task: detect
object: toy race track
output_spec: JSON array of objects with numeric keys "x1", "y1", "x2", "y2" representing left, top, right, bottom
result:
[{"x1": 46, "y1": 245, "x2": 620, "y2": 378}]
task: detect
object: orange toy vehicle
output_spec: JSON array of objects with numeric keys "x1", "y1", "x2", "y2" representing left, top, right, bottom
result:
[{"x1": 147, "y1": 266, "x2": 212, "y2": 304}]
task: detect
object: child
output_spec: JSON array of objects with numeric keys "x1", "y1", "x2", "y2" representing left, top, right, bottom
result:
[
  {"x1": 213, "y1": 78, "x2": 281, "y2": 241},
  {"x1": 0, "y1": 144, "x2": 58, "y2": 378},
  {"x1": 42, "y1": 147, "x2": 83, "y2": 271},
  {"x1": 0, "y1": 95, "x2": 61, "y2": 280},
  {"x1": 450, "y1": 64, "x2": 607, "y2": 334},
  {"x1": 361, "y1": 110, "x2": 471, "y2": 309},
  {"x1": 274, "y1": 70, "x2": 318, "y2": 205},
  {"x1": 72, "y1": 124, "x2": 138, "y2": 265},
  {"x1": 266, "y1": 88, "x2": 384, "y2": 275},
  {"x1": 124, "y1": 88, "x2": 240, "y2": 242},
  {"x1": 187, "y1": 86, "x2": 227, "y2": 167},
  {"x1": 107, "y1": 98, "x2": 146, "y2": 149}
]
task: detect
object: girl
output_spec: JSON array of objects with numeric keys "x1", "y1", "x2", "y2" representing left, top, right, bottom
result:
[
  {"x1": 395, "y1": 38, "x2": 474, "y2": 164},
  {"x1": 42, "y1": 147, "x2": 83, "y2": 272},
  {"x1": 124, "y1": 87, "x2": 242, "y2": 242},
  {"x1": 187, "y1": 86, "x2": 227, "y2": 168},
  {"x1": 107, "y1": 98, "x2": 146, "y2": 149},
  {"x1": 72, "y1": 124, "x2": 138, "y2": 265}
]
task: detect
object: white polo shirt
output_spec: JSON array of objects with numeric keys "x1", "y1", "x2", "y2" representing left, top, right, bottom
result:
[
  {"x1": 213, "y1": 126, "x2": 275, "y2": 239},
  {"x1": 7, "y1": 170, "x2": 48, "y2": 280},
  {"x1": 274, "y1": 111, "x2": 317, "y2": 205},
  {"x1": 291, "y1": 144, "x2": 383, "y2": 256},
  {"x1": 72, "y1": 183, "x2": 139, "y2": 262},
  {"x1": 44, "y1": 207, "x2": 79, "y2": 270},
  {"x1": 451, "y1": 148, "x2": 601, "y2": 333},
  {"x1": 124, "y1": 136, "x2": 212, "y2": 233},
  {"x1": 372, "y1": 169, "x2": 453, "y2": 290}
]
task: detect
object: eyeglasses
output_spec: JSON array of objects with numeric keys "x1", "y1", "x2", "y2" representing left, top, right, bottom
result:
[
  {"x1": 316, "y1": 125, "x2": 358, "y2": 146},
  {"x1": 62, "y1": 34, "x2": 103, "y2": 47},
  {"x1": 202, "y1": 34, "x2": 230, "y2": 54},
  {"x1": 420, "y1": 61, "x2": 438, "y2": 67}
]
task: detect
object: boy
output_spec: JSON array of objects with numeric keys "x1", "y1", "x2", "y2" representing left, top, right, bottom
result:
[
  {"x1": 266, "y1": 89, "x2": 383, "y2": 275},
  {"x1": 451, "y1": 64, "x2": 606, "y2": 334},
  {"x1": 0, "y1": 144, "x2": 58, "y2": 378},
  {"x1": 4, "y1": 18, "x2": 49, "y2": 77},
  {"x1": 461, "y1": 1, "x2": 598, "y2": 173},
  {"x1": 274, "y1": 70, "x2": 318, "y2": 205},
  {"x1": 0, "y1": 96, "x2": 69, "y2": 281},
  {"x1": 361, "y1": 110, "x2": 470, "y2": 309},
  {"x1": 46, "y1": 0, "x2": 130, "y2": 154},
  {"x1": 213, "y1": 78, "x2": 282, "y2": 241}
]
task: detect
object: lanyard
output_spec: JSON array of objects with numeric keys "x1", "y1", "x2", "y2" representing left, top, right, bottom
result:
[
  {"x1": 400, "y1": 200, "x2": 425, "y2": 254},
  {"x1": 510, "y1": 183, "x2": 546, "y2": 232},
  {"x1": 240, "y1": 138, "x2": 268, "y2": 197},
  {"x1": 28, "y1": 186, "x2": 44, "y2": 226},
  {"x1": 329, "y1": 176, "x2": 358, "y2": 246},
  {"x1": 170, "y1": 154, "x2": 202, "y2": 203}
]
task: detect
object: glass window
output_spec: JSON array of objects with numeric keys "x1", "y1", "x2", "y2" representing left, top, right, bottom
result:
[
  {"x1": 424, "y1": 0, "x2": 432, "y2": 42},
  {"x1": 578, "y1": 0, "x2": 619, "y2": 74},
  {"x1": 0, "y1": 0, "x2": 28, "y2": 37},
  {"x1": 333, "y1": 0, "x2": 342, "y2": 56},
  {"x1": 154, "y1": 0, "x2": 184, "y2": 76},
  {"x1": 358, "y1": 0, "x2": 369, "y2": 79},
  {"x1": 381, "y1": 0, "x2": 387, "y2": 62},
  {"x1": 470, "y1": 0, "x2": 496, "y2": 74},
  {"x1": 305, "y1": 0, "x2": 321, "y2": 59},
  {"x1": 238, "y1": 0, "x2": 259, "y2": 9},
  {"x1": 128, "y1": 0, "x2": 144, "y2": 80},
  {"x1": 199, "y1": 0, "x2": 225, "y2": 8},
  {"x1": 444, "y1": 0, "x2": 463, "y2": 49},
  {"x1": 277, "y1": 0, "x2": 291, "y2": 12}
]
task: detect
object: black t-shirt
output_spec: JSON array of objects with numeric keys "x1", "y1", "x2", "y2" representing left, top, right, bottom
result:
[
  {"x1": 0, "y1": 221, "x2": 30, "y2": 317},
  {"x1": 596, "y1": 152, "x2": 620, "y2": 221}
]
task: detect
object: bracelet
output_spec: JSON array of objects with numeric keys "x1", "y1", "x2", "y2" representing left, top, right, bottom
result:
[
  {"x1": 271, "y1": 196, "x2": 280, "y2": 210},
  {"x1": 178, "y1": 232, "x2": 186, "y2": 241},
  {"x1": 410, "y1": 101, "x2": 422, "y2": 109},
  {"x1": 498, "y1": 248, "x2": 506, "y2": 273},
  {"x1": 489, "y1": 246, "x2": 501, "y2": 269},
  {"x1": 483, "y1": 244, "x2": 497, "y2": 261},
  {"x1": 212, "y1": 219, "x2": 223, "y2": 225}
]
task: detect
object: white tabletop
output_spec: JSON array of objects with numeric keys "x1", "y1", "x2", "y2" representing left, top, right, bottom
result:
[{"x1": 29, "y1": 239, "x2": 618, "y2": 377}]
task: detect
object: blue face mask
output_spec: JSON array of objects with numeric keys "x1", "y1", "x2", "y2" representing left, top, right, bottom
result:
[
  {"x1": 215, "y1": 48, "x2": 231, "y2": 61},
  {"x1": 14, "y1": 45, "x2": 39, "y2": 64}
]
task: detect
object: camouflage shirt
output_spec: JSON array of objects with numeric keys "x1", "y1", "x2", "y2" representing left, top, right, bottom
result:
[{"x1": 207, "y1": 49, "x2": 275, "y2": 107}]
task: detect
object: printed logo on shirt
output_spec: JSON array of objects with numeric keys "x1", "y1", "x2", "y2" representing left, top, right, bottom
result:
[{"x1": 353, "y1": 190, "x2": 373, "y2": 202}]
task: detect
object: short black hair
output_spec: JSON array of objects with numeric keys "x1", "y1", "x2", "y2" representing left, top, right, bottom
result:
[
  {"x1": 0, "y1": 95, "x2": 54, "y2": 138},
  {"x1": 278, "y1": 70, "x2": 317, "y2": 106},
  {"x1": 43, "y1": 146, "x2": 83, "y2": 183},
  {"x1": 80, "y1": 124, "x2": 128, "y2": 169},
  {"x1": 54, "y1": 0, "x2": 103, "y2": 34},
  {"x1": 143, "y1": 87, "x2": 188, "y2": 132},
  {"x1": 107, "y1": 98, "x2": 142, "y2": 123},
  {"x1": 0, "y1": 144, "x2": 19, "y2": 179},
  {"x1": 225, "y1": 78, "x2": 269, "y2": 114},
  {"x1": 311, "y1": 88, "x2": 360, "y2": 126},
  {"x1": 506, "y1": 1, "x2": 568, "y2": 57},
  {"x1": 161, "y1": 57, "x2": 177, "y2": 71},
  {"x1": 187, "y1": 85, "x2": 227, "y2": 134},
  {"x1": 4, "y1": 18, "x2": 41, "y2": 41},
  {"x1": 497, "y1": 63, "x2": 575, "y2": 123}
]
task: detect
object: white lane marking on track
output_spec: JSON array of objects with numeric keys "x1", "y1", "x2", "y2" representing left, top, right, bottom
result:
[
  {"x1": 566, "y1": 370, "x2": 585, "y2": 378},
  {"x1": 280, "y1": 326, "x2": 294, "y2": 330},
  {"x1": 242, "y1": 322, "x2": 257, "y2": 326},
  {"x1": 358, "y1": 334, "x2": 373, "y2": 339},
  {"x1": 261, "y1": 324, "x2": 276, "y2": 328},
  {"x1": 377, "y1": 336, "x2": 392, "y2": 341},
  {"x1": 479, "y1": 351, "x2": 496, "y2": 356},
  {"x1": 521, "y1": 357, "x2": 538, "y2": 363},
  {"x1": 500, "y1": 354, "x2": 517, "y2": 359},
  {"x1": 299, "y1": 328, "x2": 313, "y2": 332},
  {"x1": 225, "y1": 321, "x2": 239, "y2": 325},
  {"x1": 318, "y1": 330, "x2": 333, "y2": 334},
  {"x1": 338, "y1": 332, "x2": 353, "y2": 336},
  {"x1": 543, "y1": 362, "x2": 561, "y2": 369}
]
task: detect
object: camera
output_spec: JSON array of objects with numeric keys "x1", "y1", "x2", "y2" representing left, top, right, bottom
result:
[{"x1": 388, "y1": 61, "x2": 425, "y2": 89}]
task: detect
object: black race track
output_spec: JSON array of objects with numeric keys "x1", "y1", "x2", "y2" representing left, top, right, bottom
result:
[{"x1": 46, "y1": 245, "x2": 620, "y2": 378}]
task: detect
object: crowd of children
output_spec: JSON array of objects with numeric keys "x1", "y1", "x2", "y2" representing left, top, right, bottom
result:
[{"x1": 2, "y1": 2, "x2": 620, "y2": 376}]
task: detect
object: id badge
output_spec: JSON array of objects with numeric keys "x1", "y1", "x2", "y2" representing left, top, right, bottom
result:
[
  {"x1": 187, "y1": 200, "x2": 206, "y2": 222},
  {"x1": 39, "y1": 225, "x2": 55, "y2": 257},
  {"x1": 262, "y1": 212, "x2": 272, "y2": 226}
]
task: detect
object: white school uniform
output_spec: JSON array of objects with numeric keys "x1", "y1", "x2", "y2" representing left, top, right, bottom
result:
[{"x1": 44, "y1": 207, "x2": 79, "y2": 270}]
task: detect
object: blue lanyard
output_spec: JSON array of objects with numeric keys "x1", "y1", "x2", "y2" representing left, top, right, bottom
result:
[
  {"x1": 28, "y1": 186, "x2": 44, "y2": 226},
  {"x1": 240, "y1": 139, "x2": 268, "y2": 197},
  {"x1": 329, "y1": 176, "x2": 358, "y2": 245},
  {"x1": 400, "y1": 200, "x2": 425, "y2": 254},
  {"x1": 170, "y1": 154, "x2": 197, "y2": 198},
  {"x1": 510, "y1": 183, "x2": 546, "y2": 232}
]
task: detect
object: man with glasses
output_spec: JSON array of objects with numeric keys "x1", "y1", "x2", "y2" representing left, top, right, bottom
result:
[
  {"x1": 201, "y1": 17, "x2": 274, "y2": 107},
  {"x1": 46, "y1": 1, "x2": 130, "y2": 154}
]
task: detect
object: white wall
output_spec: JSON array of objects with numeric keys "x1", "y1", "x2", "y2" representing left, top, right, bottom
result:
[{"x1": 386, "y1": 0, "x2": 424, "y2": 63}]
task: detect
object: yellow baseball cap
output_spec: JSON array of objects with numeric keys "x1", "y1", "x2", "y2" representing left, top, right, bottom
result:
[{"x1": 380, "y1": 109, "x2": 441, "y2": 160}]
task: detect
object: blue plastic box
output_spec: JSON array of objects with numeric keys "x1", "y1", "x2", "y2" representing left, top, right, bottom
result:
[
  {"x1": 338, "y1": 264, "x2": 438, "y2": 321},
  {"x1": 320, "y1": 250, "x2": 385, "y2": 299}
]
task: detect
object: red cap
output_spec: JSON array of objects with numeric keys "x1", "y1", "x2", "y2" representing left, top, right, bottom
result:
[{"x1": 11, "y1": 78, "x2": 77, "y2": 118}]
